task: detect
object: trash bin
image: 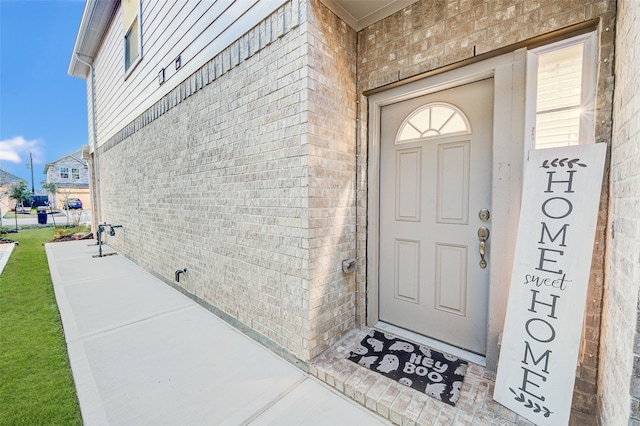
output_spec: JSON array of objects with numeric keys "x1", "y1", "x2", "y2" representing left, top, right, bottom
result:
[{"x1": 37, "y1": 206, "x2": 48, "y2": 224}]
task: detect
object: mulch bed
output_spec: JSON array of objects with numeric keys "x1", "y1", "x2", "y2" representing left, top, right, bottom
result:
[{"x1": 50, "y1": 232, "x2": 94, "y2": 243}]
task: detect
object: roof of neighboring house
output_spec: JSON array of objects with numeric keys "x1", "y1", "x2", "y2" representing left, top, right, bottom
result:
[
  {"x1": 43, "y1": 149, "x2": 88, "y2": 175},
  {"x1": 0, "y1": 169, "x2": 25, "y2": 186}
]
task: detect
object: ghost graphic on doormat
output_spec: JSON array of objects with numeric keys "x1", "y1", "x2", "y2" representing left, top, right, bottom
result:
[{"x1": 347, "y1": 330, "x2": 468, "y2": 406}]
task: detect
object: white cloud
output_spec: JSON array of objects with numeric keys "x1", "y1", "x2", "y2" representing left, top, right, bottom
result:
[{"x1": 0, "y1": 136, "x2": 45, "y2": 165}]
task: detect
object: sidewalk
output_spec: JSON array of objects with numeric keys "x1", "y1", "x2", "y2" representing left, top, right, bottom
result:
[
  {"x1": 1, "y1": 208, "x2": 91, "y2": 227},
  {"x1": 0, "y1": 243, "x2": 16, "y2": 275},
  {"x1": 46, "y1": 240, "x2": 388, "y2": 426},
  {"x1": 1, "y1": 213, "x2": 40, "y2": 226}
]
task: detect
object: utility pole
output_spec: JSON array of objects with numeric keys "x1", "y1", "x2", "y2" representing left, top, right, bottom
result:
[
  {"x1": 30, "y1": 152, "x2": 35, "y2": 194},
  {"x1": 25, "y1": 152, "x2": 35, "y2": 195}
]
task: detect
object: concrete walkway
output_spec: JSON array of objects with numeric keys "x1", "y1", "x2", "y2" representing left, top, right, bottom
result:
[
  {"x1": 0, "y1": 243, "x2": 16, "y2": 275},
  {"x1": 46, "y1": 240, "x2": 388, "y2": 426}
]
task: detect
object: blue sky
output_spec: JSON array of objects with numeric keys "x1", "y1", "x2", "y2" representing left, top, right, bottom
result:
[{"x1": 0, "y1": 0, "x2": 87, "y2": 189}]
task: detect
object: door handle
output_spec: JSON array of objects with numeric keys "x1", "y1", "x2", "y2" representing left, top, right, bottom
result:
[{"x1": 478, "y1": 226, "x2": 490, "y2": 269}]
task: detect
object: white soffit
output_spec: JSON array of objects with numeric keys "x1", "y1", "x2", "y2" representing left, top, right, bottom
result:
[
  {"x1": 68, "y1": 0, "x2": 118, "y2": 78},
  {"x1": 323, "y1": 0, "x2": 419, "y2": 31}
]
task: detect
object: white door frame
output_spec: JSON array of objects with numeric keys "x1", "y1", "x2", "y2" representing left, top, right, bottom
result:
[{"x1": 367, "y1": 50, "x2": 527, "y2": 371}]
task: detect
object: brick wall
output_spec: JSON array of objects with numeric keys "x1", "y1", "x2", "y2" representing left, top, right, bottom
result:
[
  {"x1": 97, "y1": 0, "x2": 358, "y2": 363},
  {"x1": 599, "y1": 0, "x2": 640, "y2": 424},
  {"x1": 354, "y1": 0, "x2": 616, "y2": 416},
  {"x1": 306, "y1": 0, "x2": 358, "y2": 358},
  {"x1": 99, "y1": 2, "x2": 315, "y2": 362}
]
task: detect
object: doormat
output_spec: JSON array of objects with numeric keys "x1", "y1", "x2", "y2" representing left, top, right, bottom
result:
[{"x1": 347, "y1": 330, "x2": 468, "y2": 406}]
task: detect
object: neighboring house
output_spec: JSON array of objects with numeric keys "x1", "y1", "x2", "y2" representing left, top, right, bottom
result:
[
  {"x1": 0, "y1": 168, "x2": 26, "y2": 213},
  {"x1": 43, "y1": 149, "x2": 91, "y2": 210},
  {"x1": 68, "y1": 0, "x2": 638, "y2": 424}
]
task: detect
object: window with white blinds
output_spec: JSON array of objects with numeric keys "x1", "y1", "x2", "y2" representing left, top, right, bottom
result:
[{"x1": 531, "y1": 33, "x2": 597, "y2": 150}]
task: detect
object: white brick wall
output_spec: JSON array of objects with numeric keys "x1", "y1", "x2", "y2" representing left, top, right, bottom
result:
[
  {"x1": 101, "y1": 32, "x2": 315, "y2": 361},
  {"x1": 599, "y1": 0, "x2": 640, "y2": 423},
  {"x1": 306, "y1": 0, "x2": 358, "y2": 358},
  {"x1": 97, "y1": 0, "x2": 358, "y2": 363}
]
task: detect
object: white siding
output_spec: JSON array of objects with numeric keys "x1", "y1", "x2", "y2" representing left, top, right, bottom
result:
[{"x1": 92, "y1": 0, "x2": 289, "y2": 147}]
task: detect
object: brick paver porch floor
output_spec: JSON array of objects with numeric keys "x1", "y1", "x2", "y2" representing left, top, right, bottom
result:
[{"x1": 310, "y1": 328, "x2": 593, "y2": 426}]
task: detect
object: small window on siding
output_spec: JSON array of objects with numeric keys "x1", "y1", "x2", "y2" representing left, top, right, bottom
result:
[
  {"x1": 60, "y1": 167, "x2": 69, "y2": 179},
  {"x1": 72, "y1": 168, "x2": 80, "y2": 180},
  {"x1": 530, "y1": 33, "x2": 597, "y2": 149},
  {"x1": 124, "y1": 0, "x2": 142, "y2": 74}
]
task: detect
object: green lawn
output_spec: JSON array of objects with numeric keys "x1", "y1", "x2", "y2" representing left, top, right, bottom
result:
[{"x1": 0, "y1": 228, "x2": 82, "y2": 425}]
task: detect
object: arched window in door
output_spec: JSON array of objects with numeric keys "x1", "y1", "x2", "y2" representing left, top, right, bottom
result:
[{"x1": 396, "y1": 102, "x2": 471, "y2": 144}]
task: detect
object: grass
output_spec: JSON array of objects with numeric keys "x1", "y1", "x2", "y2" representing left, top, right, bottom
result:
[{"x1": 0, "y1": 228, "x2": 82, "y2": 425}]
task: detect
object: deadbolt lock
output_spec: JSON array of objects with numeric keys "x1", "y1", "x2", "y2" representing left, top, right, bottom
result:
[{"x1": 479, "y1": 208, "x2": 490, "y2": 222}]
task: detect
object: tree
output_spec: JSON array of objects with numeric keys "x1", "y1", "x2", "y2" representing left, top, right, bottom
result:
[
  {"x1": 0, "y1": 188, "x2": 7, "y2": 227},
  {"x1": 9, "y1": 180, "x2": 30, "y2": 211},
  {"x1": 42, "y1": 182, "x2": 58, "y2": 226},
  {"x1": 9, "y1": 180, "x2": 30, "y2": 231}
]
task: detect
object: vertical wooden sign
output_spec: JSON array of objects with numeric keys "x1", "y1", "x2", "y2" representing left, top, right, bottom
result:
[{"x1": 494, "y1": 144, "x2": 607, "y2": 425}]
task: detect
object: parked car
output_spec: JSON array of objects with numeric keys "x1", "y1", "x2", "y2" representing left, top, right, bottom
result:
[{"x1": 63, "y1": 198, "x2": 83, "y2": 209}]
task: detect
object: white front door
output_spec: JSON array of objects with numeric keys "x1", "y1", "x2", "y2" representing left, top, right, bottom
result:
[{"x1": 378, "y1": 78, "x2": 494, "y2": 355}]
